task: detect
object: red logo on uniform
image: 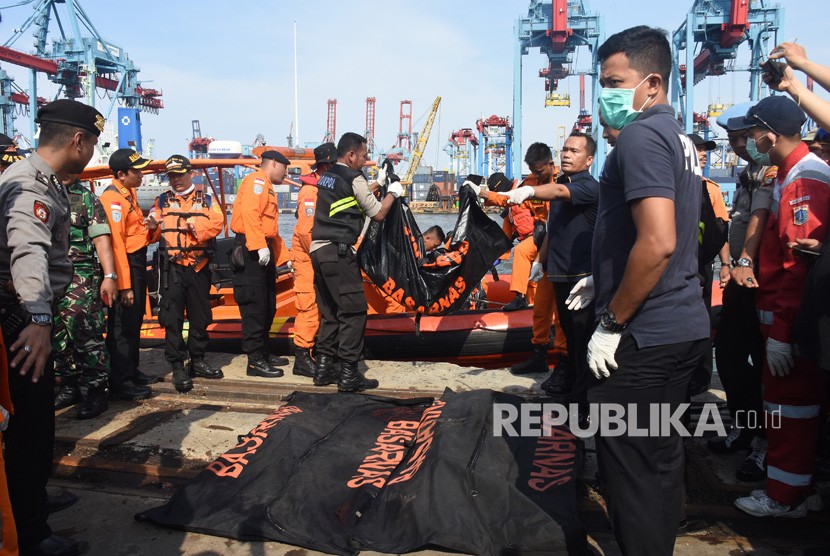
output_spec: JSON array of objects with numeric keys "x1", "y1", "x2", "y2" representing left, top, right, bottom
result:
[{"x1": 34, "y1": 201, "x2": 49, "y2": 223}]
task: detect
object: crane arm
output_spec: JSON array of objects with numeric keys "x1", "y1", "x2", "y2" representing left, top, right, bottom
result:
[{"x1": 401, "y1": 96, "x2": 441, "y2": 187}]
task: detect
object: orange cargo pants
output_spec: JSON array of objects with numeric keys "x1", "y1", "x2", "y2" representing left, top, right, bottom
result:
[
  {"x1": 291, "y1": 250, "x2": 318, "y2": 350},
  {"x1": 510, "y1": 237, "x2": 537, "y2": 296},
  {"x1": 531, "y1": 278, "x2": 567, "y2": 357}
]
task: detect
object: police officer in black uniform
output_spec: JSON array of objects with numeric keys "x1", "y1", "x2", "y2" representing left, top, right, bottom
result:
[
  {"x1": 310, "y1": 132, "x2": 401, "y2": 392},
  {"x1": 0, "y1": 99, "x2": 101, "y2": 556}
]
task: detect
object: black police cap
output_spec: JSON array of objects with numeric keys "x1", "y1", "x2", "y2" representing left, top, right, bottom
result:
[
  {"x1": 261, "y1": 150, "x2": 290, "y2": 165},
  {"x1": 312, "y1": 142, "x2": 337, "y2": 168},
  {"x1": 109, "y1": 148, "x2": 151, "y2": 173},
  {"x1": 35, "y1": 99, "x2": 105, "y2": 137},
  {"x1": 164, "y1": 154, "x2": 191, "y2": 174}
]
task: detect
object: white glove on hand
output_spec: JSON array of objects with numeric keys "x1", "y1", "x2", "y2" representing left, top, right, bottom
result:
[
  {"x1": 463, "y1": 180, "x2": 482, "y2": 196},
  {"x1": 386, "y1": 181, "x2": 404, "y2": 198},
  {"x1": 377, "y1": 165, "x2": 388, "y2": 188},
  {"x1": 587, "y1": 327, "x2": 622, "y2": 379},
  {"x1": 566, "y1": 276, "x2": 595, "y2": 311},
  {"x1": 257, "y1": 247, "x2": 271, "y2": 266},
  {"x1": 529, "y1": 262, "x2": 544, "y2": 282},
  {"x1": 0, "y1": 404, "x2": 8, "y2": 432},
  {"x1": 766, "y1": 338, "x2": 794, "y2": 377},
  {"x1": 499, "y1": 185, "x2": 535, "y2": 205}
]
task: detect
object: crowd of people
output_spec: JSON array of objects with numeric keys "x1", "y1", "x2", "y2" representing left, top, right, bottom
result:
[{"x1": 0, "y1": 22, "x2": 826, "y2": 556}]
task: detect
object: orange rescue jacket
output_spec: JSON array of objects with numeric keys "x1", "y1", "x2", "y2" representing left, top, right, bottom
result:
[
  {"x1": 482, "y1": 175, "x2": 549, "y2": 240},
  {"x1": 100, "y1": 179, "x2": 152, "y2": 290},
  {"x1": 292, "y1": 173, "x2": 319, "y2": 255},
  {"x1": 230, "y1": 169, "x2": 289, "y2": 264}
]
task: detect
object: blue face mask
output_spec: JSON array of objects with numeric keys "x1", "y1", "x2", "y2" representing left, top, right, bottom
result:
[
  {"x1": 598, "y1": 74, "x2": 656, "y2": 131},
  {"x1": 746, "y1": 136, "x2": 772, "y2": 166}
]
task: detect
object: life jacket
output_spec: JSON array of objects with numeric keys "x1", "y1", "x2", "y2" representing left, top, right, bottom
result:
[
  {"x1": 312, "y1": 164, "x2": 365, "y2": 245},
  {"x1": 155, "y1": 187, "x2": 216, "y2": 269},
  {"x1": 509, "y1": 204, "x2": 536, "y2": 240}
]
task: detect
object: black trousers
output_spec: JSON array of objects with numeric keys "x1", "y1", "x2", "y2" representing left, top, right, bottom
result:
[
  {"x1": 588, "y1": 334, "x2": 707, "y2": 556},
  {"x1": 158, "y1": 263, "x2": 212, "y2": 363},
  {"x1": 552, "y1": 278, "x2": 596, "y2": 405},
  {"x1": 1, "y1": 305, "x2": 55, "y2": 547},
  {"x1": 106, "y1": 248, "x2": 147, "y2": 386},
  {"x1": 232, "y1": 239, "x2": 276, "y2": 355},
  {"x1": 311, "y1": 243, "x2": 367, "y2": 364},
  {"x1": 714, "y1": 281, "x2": 765, "y2": 432}
]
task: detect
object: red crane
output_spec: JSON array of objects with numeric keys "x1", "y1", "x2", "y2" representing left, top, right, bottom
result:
[
  {"x1": 324, "y1": 99, "x2": 337, "y2": 143},
  {"x1": 365, "y1": 97, "x2": 376, "y2": 154},
  {"x1": 397, "y1": 100, "x2": 413, "y2": 152}
]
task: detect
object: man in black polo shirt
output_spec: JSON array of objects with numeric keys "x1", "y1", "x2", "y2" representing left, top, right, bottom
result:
[
  {"x1": 502, "y1": 133, "x2": 598, "y2": 404},
  {"x1": 589, "y1": 26, "x2": 709, "y2": 554}
]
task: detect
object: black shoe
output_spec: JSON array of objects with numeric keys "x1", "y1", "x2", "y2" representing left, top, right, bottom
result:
[
  {"x1": 246, "y1": 352, "x2": 283, "y2": 378},
  {"x1": 263, "y1": 351, "x2": 290, "y2": 368},
  {"x1": 47, "y1": 491, "x2": 79, "y2": 514},
  {"x1": 293, "y1": 347, "x2": 315, "y2": 378},
  {"x1": 54, "y1": 385, "x2": 83, "y2": 410},
  {"x1": 22, "y1": 533, "x2": 88, "y2": 556},
  {"x1": 189, "y1": 358, "x2": 223, "y2": 379},
  {"x1": 313, "y1": 354, "x2": 339, "y2": 386},
  {"x1": 502, "y1": 293, "x2": 529, "y2": 312},
  {"x1": 132, "y1": 369, "x2": 159, "y2": 386},
  {"x1": 541, "y1": 369, "x2": 570, "y2": 395},
  {"x1": 109, "y1": 382, "x2": 151, "y2": 401},
  {"x1": 76, "y1": 387, "x2": 109, "y2": 420},
  {"x1": 510, "y1": 345, "x2": 549, "y2": 375},
  {"x1": 736, "y1": 437, "x2": 767, "y2": 482},
  {"x1": 338, "y1": 361, "x2": 379, "y2": 392},
  {"x1": 707, "y1": 426, "x2": 753, "y2": 454},
  {"x1": 172, "y1": 362, "x2": 194, "y2": 393}
]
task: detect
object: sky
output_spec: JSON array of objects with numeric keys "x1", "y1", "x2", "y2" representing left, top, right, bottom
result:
[{"x1": 0, "y1": 0, "x2": 827, "y2": 173}]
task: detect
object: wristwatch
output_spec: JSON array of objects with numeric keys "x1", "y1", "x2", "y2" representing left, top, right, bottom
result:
[
  {"x1": 103, "y1": 272, "x2": 118, "y2": 280},
  {"x1": 30, "y1": 313, "x2": 51, "y2": 326},
  {"x1": 734, "y1": 257, "x2": 753, "y2": 268},
  {"x1": 599, "y1": 308, "x2": 628, "y2": 333}
]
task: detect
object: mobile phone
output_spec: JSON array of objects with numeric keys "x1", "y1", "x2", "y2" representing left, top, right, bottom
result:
[
  {"x1": 792, "y1": 244, "x2": 821, "y2": 257},
  {"x1": 760, "y1": 60, "x2": 785, "y2": 86}
]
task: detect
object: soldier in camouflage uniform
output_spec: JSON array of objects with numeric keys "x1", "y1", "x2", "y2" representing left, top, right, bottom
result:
[{"x1": 53, "y1": 178, "x2": 119, "y2": 420}]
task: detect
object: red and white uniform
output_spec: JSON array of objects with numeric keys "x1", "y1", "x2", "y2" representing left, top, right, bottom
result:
[{"x1": 756, "y1": 142, "x2": 829, "y2": 506}]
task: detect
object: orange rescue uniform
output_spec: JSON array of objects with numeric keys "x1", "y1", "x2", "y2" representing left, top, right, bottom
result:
[
  {"x1": 291, "y1": 174, "x2": 320, "y2": 349},
  {"x1": 230, "y1": 169, "x2": 290, "y2": 266},
  {"x1": 147, "y1": 188, "x2": 225, "y2": 272},
  {"x1": 99, "y1": 179, "x2": 153, "y2": 291}
]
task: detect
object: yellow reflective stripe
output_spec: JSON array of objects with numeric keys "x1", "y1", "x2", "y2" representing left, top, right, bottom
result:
[{"x1": 329, "y1": 197, "x2": 358, "y2": 217}]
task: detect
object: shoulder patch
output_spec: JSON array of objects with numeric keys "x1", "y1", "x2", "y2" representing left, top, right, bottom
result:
[
  {"x1": 793, "y1": 205, "x2": 809, "y2": 226},
  {"x1": 212, "y1": 203, "x2": 221, "y2": 214},
  {"x1": 305, "y1": 206, "x2": 315, "y2": 217},
  {"x1": 253, "y1": 184, "x2": 263, "y2": 195},
  {"x1": 253, "y1": 178, "x2": 266, "y2": 185},
  {"x1": 112, "y1": 210, "x2": 122, "y2": 223},
  {"x1": 34, "y1": 200, "x2": 49, "y2": 223}
]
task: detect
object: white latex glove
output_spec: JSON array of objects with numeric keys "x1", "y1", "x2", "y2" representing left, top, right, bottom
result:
[
  {"x1": 0, "y1": 404, "x2": 8, "y2": 432},
  {"x1": 257, "y1": 247, "x2": 271, "y2": 266},
  {"x1": 566, "y1": 276, "x2": 595, "y2": 311},
  {"x1": 377, "y1": 165, "x2": 388, "y2": 187},
  {"x1": 587, "y1": 327, "x2": 622, "y2": 379},
  {"x1": 463, "y1": 180, "x2": 482, "y2": 196},
  {"x1": 499, "y1": 185, "x2": 535, "y2": 205},
  {"x1": 386, "y1": 181, "x2": 404, "y2": 198},
  {"x1": 287, "y1": 260, "x2": 293, "y2": 271},
  {"x1": 529, "y1": 262, "x2": 544, "y2": 282},
  {"x1": 766, "y1": 338, "x2": 794, "y2": 377}
]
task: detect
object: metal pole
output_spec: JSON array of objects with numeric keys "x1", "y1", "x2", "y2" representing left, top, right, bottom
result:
[
  {"x1": 293, "y1": 21, "x2": 300, "y2": 146},
  {"x1": 684, "y1": 11, "x2": 694, "y2": 133},
  {"x1": 29, "y1": 70, "x2": 38, "y2": 145},
  {"x1": 513, "y1": 18, "x2": 523, "y2": 178}
]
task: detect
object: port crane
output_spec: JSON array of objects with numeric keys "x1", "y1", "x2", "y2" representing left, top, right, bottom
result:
[
  {"x1": 0, "y1": 0, "x2": 163, "y2": 146},
  {"x1": 513, "y1": 0, "x2": 604, "y2": 177},
  {"x1": 401, "y1": 96, "x2": 441, "y2": 190}
]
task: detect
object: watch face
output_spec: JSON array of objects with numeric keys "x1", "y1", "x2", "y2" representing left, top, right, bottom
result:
[{"x1": 32, "y1": 314, "x2": 51, "y2": 325}]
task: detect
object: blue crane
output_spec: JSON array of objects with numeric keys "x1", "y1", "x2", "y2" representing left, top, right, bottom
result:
[{"x1": 513, "y1": 0, "x2": 605, "y2": 178}]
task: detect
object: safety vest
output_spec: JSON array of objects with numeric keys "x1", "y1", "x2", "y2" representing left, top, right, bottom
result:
[
  {"x1": 312, "y1": 164, "x2": 365, "y2": 245},
  {"x1": 509, "y1": 204, "x2": 536, "y2": 239},
  {"x1": 153, "y1": 188, "x2": 219, "y2": 270}
]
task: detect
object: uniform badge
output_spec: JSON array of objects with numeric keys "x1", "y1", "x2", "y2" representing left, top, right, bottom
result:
[
  {"x1": 112, "y1": 210, "x2": 122, "y2": 223},
  {"x1": 253, "y1": 184, "x2": 263, "y2": 195},
  {"x1": 305, "y1": 207, "x2": 315, "y2": 217},
  {"x1": 212, "y1": 204, "x2": 221, "y2": 214},
  {"x1": 33, "y1": 201, "x2": 49, "y2": 223},
  {"x1": 793, "y1": 205, "x2": 809, "y2": 226}
]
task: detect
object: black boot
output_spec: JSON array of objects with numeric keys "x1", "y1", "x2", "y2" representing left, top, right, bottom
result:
[
  {"x1": 510, "y1": 345, "x2": 548, "y2": 375},
  {"x1": 55, "y1": 384, "x2": 83, "y2": 410},
  {"x1": 293, "y1": 347, "x2": 315, "y2": 378},
  {"x1": 313, "y1": 354, "x2": 339, "y2": 386},
  {"x1": 190, "y1": 358, "x2": 224, "y2": 379},
  {"x1": 109, "y1": 382, "x2": 151, "y2": 401},
  {"x1": 247, "y1": 352, "x2": 283, "y2": 378},
  {"x1": 502, "y1": 293, "x2": 529, "y2": 312},
  {"x1": 541, "y1": 369, "x2": 570, "y2": 395},
  {"x1": 172, "y1": 361, "x2": 194, "y2": 393},
  {"x1": 262, "y1": 351, "x2": 290, "y2": 367},
  {"x1": 338, "y1": 361, "x2": 379, "y2": 393},
  {"x1": 77, "y1": 386, "x2": 109, "y2": 420}
]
